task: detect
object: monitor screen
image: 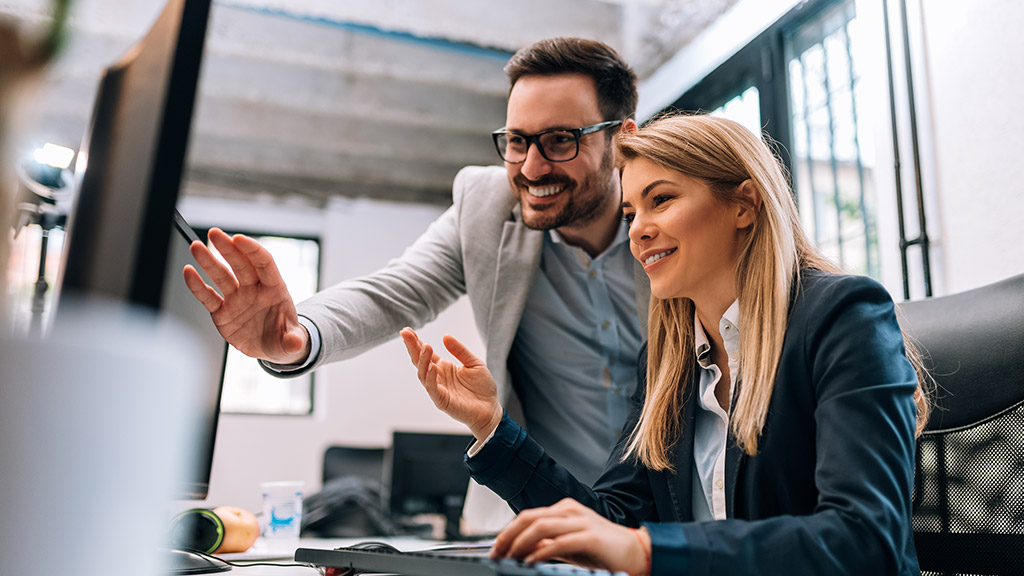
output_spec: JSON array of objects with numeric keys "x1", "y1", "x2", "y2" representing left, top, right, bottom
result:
[
  {"x1": 56, "y1": 0, "x2": 210, "y2": 311},
  {"x1": 52, "y1": 0, "x2": 218, "y2": 501},
  {"x1": 387, "y1": 431, "x2": 474, "y2": 540}
]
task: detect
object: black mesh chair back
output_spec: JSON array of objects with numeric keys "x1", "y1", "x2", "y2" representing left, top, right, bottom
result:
[{"x1": 898, "y1": 273, "x2": 1024, "y2": 576}]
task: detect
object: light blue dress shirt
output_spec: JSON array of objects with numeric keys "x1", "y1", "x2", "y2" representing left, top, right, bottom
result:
[{"x1": 507, "y1": 222, "x2": 643, "y2": 486}]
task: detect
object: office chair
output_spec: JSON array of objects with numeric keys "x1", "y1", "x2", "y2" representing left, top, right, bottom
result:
[
  {"x1": 322, "y1": 446, "x2": 387, "y2": 486},
  {"x1": 302, "y1": 446, "x2": 390, "y2": 537},
  {"x1": 898, "y1": 272, "x2": 1024, "y2": 576}
]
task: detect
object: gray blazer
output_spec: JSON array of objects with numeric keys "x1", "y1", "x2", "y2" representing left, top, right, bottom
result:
[{"x1": 295, "y1": 165, "x2": 650, "y2": 423}]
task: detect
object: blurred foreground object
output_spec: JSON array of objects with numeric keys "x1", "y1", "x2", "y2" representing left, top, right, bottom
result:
[
  {"x1": 0, "y1": 297, "x2": 212, "y2": 575},
  {"x1": 0, "y1": 0, "x2": 71, "y2": 328}
]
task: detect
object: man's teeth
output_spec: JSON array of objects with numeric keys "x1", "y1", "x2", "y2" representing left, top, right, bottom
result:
[
  {"x1": 645, "y1": 249, "x2": 676, "y2": 266},
  {"x1": 529, "y1": 185, "x2": 562, "y2": 197}
]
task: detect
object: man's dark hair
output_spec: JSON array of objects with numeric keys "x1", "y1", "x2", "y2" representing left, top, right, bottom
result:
[{"x1": 504, "y1": 37, "x2": 638, "y2": 123}]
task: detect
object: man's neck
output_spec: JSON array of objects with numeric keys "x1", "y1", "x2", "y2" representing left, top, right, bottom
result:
[{"x1": 554, "y1": 197, "x2": 623, "y2": 258}]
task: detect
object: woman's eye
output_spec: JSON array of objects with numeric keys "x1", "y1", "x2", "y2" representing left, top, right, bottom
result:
[
  {"x1": 652, "y1": 195, "x2": 671, "y2": 207},
  {"x1": 622, "y1": 213, "x2": 634, "y2": 227}
]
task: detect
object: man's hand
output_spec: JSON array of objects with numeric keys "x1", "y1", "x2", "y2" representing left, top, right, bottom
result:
[
  {"x1": 399, "y1": 328, "x2": 503, "y2": 441},
  {"x1": 491, "y1": 499, "x2": 651, "y2": 576},
  {"x1": 182, "y1": 227, "x2": 309, "y2": 365}
]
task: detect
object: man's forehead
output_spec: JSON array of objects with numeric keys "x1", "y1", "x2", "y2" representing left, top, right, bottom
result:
[{"x1": 505, "y1": 74, "x2": 601, "y2": 131}]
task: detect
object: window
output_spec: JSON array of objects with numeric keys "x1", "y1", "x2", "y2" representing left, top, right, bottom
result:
[
  {"x1": 671, "y1": 0, "x2": 907, "y2": 283},
  {"x1": 210, "y1": 232, "x2": 321, "y2": 415},
  {"x1": 785, "y1": 0, "x2": 879, "y2": 277},
  {"x1": 712, "y1": 86, "x2": 762, "y2": 138}
]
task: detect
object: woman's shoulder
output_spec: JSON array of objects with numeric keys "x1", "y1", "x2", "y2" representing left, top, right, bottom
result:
[
  {"x1": 790, "y1": 269, "x2": 898, "y2": 331},
  {"x1": 796, "y1": 269, "x2": 891, "y2": 304}
]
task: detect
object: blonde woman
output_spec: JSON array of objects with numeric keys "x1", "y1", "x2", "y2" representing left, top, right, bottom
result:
[{"x1": 400, "y1": 114, "x2": 928, "y2": 576}]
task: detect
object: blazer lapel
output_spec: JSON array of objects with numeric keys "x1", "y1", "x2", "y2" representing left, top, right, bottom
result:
[
  {"x1": 665, "y1": 370, "x2": 699, "y2": 521},
  {"x1": 484, "y1": 215, "x2": 542, "y2": 416}
]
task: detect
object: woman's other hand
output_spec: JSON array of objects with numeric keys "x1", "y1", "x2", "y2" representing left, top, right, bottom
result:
[
  {"x1": 491, "y1": 499, "x2": 651, "y2": 576},
  {"x1": 399, "y1": 328, "x2": 503, "y2": 441}
]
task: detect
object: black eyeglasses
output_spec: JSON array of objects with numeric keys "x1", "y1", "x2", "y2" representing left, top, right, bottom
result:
[{"x1": 492, "y1": 120, "x2": 623, "y2": 164}]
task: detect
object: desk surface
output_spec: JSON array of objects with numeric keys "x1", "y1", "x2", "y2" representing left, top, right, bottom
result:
[{"x1": 217, "y1": 536, "x2": 475, "y2": 575}]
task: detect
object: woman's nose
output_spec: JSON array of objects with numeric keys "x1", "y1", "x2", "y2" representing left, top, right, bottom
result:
[{"x1": 628, "y1": 213, "x2": 655, "y2": 243}]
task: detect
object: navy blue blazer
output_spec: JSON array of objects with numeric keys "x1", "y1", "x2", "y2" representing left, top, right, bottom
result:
[{"x1": 468, "y1": 270, "x2": 921, "y2": 576}]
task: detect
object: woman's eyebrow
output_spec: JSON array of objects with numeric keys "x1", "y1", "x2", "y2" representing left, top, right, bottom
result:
[{"x1": 622, "y1": 179, "x2": 673, "y2": 209}]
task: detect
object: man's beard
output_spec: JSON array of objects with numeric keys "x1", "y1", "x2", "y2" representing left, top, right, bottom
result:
[{"x1": 512, "y1": 146, "x2": 616, "y2": 231}]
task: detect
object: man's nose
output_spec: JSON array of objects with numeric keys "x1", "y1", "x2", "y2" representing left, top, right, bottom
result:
[{"x1": 519, "y1": 143, "x2": 553, "y2": 181}]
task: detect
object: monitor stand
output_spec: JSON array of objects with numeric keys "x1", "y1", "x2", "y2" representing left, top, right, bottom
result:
[
  {"x1": 442, "y1": 495, "x2": 468, "y2": 541},
  {"x1": 165, "y1": 548, "x2": 231, "y2": 574}
]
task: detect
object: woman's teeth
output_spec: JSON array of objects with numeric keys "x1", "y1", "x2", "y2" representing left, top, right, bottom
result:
[{"x1": 644, "y1": 249, "x2": 676, "y2": 266}]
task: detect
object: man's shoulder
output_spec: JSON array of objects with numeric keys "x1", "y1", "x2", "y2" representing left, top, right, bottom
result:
[{"x1": 453, "y1": 165, "x2": 514, "y2": 203}]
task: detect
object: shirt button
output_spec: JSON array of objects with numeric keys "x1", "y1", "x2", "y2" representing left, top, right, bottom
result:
[
  {"x1": 715, "y1": 479, "x2": 724, "y2": 490},
  {"x1": 588, "y1": 269, "x2": 597, "y2": 279},
  {"x1": 601, "y1": 321, "x2": 611, "y2": 330}
]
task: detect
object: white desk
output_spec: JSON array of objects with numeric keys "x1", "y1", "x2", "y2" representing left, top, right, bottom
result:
[{"x1": 215, "y1": 536, "x2": 455, "y2": 575}]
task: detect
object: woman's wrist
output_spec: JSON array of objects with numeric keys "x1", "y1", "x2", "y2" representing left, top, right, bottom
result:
[
  {"x1": 630, "y1": 526, "x2": 652, "y2": 576},
  {"x1": 472, "y1": 406, "x2": 504, "y2": 442}
]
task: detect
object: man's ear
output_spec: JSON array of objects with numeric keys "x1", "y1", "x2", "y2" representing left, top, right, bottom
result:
[
  {"x1": 621, "y1": 118, "x2": 639, "y2": 134},
  {"x1": 735, "y1": 179, "x2": 762, "y2": 229}
]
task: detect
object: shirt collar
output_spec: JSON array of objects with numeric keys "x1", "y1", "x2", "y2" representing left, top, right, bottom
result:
[{"x1": 693, "y1": 300, "x2": 741, "y2": 364}]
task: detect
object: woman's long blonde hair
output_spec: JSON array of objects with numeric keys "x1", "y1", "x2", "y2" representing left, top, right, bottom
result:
[{"x1": 616, "y1": 114, "x2": 930, "y2": 470}]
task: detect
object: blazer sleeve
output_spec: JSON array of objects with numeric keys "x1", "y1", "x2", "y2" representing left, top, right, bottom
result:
[
  {"x1": 466, "y1": 343, "x2": 659, "y2": 528},
  {"x1": 651, "y1": 275, "x2": 920, "y2": 576},
  {"x1": 281, "y1": 169, "x2": 480, "y2": 373}
]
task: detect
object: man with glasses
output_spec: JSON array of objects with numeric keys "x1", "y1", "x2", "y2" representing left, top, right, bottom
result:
[{"x1": 183, "y1": 37, "x2": 648, "y2": 529}]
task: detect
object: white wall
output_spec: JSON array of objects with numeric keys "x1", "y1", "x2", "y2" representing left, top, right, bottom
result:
[
  {"x1": 912, "y1": 0, "x2": 1024, "y2": 294},
  {"x1": 178, "y1": 193, "x2": 483, "y2": 513}
]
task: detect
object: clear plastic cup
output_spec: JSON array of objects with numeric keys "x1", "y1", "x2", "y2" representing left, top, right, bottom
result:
[{"x1": 259, "y1": 481, "x2": 304, "y2": 540}]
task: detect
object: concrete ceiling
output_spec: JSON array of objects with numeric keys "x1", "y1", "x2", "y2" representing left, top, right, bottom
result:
[{"x1": 3, "y1": 0, "x2": 737, "y2": 207}]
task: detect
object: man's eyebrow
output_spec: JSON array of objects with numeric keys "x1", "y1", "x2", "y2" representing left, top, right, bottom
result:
[{"x1": 621, "y1": 179, "x2": 673, "y2": 209}]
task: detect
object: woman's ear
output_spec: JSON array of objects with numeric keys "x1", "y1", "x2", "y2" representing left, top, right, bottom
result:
[{"x1": 735, "y1": 179, "x2": 762, "y2": 229}]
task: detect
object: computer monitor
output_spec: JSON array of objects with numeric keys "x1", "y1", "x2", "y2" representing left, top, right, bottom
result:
[
  {"x1": 387, "y1": 431, "x2": 475, "y2": 540},
  {"x1": 48, "y1": 0, "x2": 223, "y2": 572},
  {"x1": 56, "y1": 0, "x2": 209, "y2": 312},
  {"x1": 54, "y1": 0, "x2": 215, "y2": 498}
]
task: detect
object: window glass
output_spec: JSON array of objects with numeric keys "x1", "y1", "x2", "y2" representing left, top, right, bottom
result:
[
  {"x1": 785, "y1": 0, "x2": 879, "y2": 278},
  {"x1": 711, "y1": 86, "x2": 762, "y2": 138}
]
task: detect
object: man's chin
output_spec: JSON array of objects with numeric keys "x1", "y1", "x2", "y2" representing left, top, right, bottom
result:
[{"x1": 521, "y1": 210, "x2": 566, "y2": 231}]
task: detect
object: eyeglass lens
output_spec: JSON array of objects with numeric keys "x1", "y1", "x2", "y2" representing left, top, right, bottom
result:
[{"x1": 497, "y1": 130, "x2": 578, "y2": 163}]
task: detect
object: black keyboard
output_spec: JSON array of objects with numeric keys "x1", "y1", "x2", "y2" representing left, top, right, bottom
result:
[{"x1": 295, "y1": 545, "x2": 629, "y2": 576}]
